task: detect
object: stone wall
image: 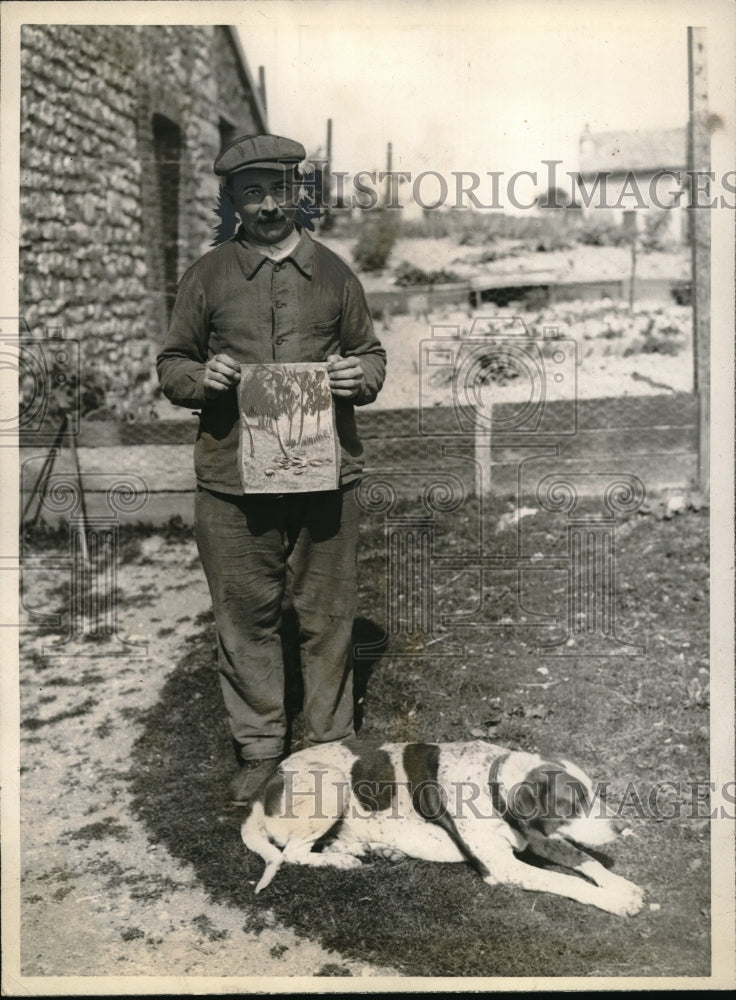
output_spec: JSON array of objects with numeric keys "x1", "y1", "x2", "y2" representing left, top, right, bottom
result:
[{"x1": 19, "y1": 24, "x2": 266, "y2": 421}]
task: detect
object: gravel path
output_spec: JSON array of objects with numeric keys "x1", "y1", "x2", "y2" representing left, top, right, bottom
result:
[{"x1": 15, "y1": 534, "x2": 395, "y2": 984}]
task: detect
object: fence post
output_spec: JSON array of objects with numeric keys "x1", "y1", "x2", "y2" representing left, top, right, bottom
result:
[{"x1": 688, "y1": 26, "x2": 710, "y2": 495}]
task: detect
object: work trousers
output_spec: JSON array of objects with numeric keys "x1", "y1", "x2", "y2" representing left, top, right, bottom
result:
[{"x1": 194, "y1": 483, "x2": 359, "y2": 761}]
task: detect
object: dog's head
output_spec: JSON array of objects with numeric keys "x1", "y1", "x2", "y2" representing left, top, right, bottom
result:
[{"x1": 494, "y1": 754, "x2": 624, "y2": 848}]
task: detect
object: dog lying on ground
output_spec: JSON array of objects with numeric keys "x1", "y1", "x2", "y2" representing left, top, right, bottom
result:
[{"x1": 241, "y1": 739, "x2": 644, "y2": 916}]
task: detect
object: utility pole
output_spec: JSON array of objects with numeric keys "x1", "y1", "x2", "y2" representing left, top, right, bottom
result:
[
  {"x1": 321, "y1": 117, "x2": 333, "y2": 230},
  {"x1": 325, "y1": 117, "x2": 332, "y2": 207},
  {"x1": 687, "y1": 26, "x2": 710, "y2": 495},
  {"x1": 258, "y1": 66, "x2": 267, "y2": 116},
  {"x1": 385, "y1": 141, "x2": 392, "y2": 205}
]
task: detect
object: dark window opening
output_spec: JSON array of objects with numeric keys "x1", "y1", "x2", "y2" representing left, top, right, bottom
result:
[
  {"x1": 622, "y1": 209, "x2": 638, "y2": 238},
  {"x1": 219, "y1": 117, "x2": 237, "y2": 153},
  {"x1": 152, "y1": 114, "x2": 182, "y2": 320}
]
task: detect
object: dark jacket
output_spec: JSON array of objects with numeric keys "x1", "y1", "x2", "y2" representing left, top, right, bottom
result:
[{"x1": 156, "y1": 229, "x2": 386, "y2": 493}]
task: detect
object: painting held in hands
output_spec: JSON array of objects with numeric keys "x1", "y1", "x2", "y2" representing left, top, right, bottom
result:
[{"x1": 237, "y1": 363, "x2": 340, "y2": 493}]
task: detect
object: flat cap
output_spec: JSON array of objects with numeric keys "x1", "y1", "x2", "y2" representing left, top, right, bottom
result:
[{"x1": 214, "y1": 133, "x2": 306, "y2": 177}]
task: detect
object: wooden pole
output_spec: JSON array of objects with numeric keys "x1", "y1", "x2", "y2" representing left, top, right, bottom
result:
[
  {"x1": 258, "y1": 66, "x2": 267, "y2": 116},
  {"x1": 687, "y1": 26, "x2": 710, "y2": 495},
  {"x1": 385, "y1": 141, "x2": 392, "y2": 205},
  {"x1": 325, "y1": 117, "x2": 332, "y2": 209},
  {"x1": 629, "y1": 232, "x2": 637, "y2": 311},
  {"x1": 67, "y1": 418, "x2": 90, "y2": 565}
]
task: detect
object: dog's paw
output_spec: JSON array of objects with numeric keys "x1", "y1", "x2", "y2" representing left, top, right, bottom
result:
[
  {"x1": 373, "y1": 846, "x2": 407, "y2": 863},
  {"x1": 604, "y1": 880, "x2": 645, "y2": 917},
  {"x1": 327, "y1": 853, "x2": 363, "y2": 871}
]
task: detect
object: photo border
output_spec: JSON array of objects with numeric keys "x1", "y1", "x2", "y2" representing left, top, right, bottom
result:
[{"x1": 1, "y1": 0, "x2": 734, "y2": 993}]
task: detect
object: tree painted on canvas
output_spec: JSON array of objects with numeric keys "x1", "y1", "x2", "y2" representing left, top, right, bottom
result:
[{"x1": 238, "y1": 363, "x2": 339, "y2": 492}]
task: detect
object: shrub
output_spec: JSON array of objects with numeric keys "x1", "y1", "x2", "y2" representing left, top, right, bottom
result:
[
  {"x1": 393, "y1": 261, "x2": 462, "y2": 286},
  {"x1": 640, "y1": 210, "x2": 674, "y2": 252},
  {"x1": 623, "y1": 316, "x2": 687, "y2": 356},
  {"x1": 402, "y1": 210, "x2": 574, "y2": 250},
  {"x1": 352, "y1": 209, "x2": 400, "y2": 271},
  {"x1": 577, "y1": 219, "x2": 632, "y2": 247}
]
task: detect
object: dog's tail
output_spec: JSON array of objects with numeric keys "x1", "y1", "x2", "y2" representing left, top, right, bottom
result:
[{"x1": 241, "y1": 802, "x2": 284, "y2": 894}]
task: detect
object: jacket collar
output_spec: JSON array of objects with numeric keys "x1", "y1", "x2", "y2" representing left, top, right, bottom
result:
[{"x1": 233, "y1": 226, "x2": 314, "y2": 280}]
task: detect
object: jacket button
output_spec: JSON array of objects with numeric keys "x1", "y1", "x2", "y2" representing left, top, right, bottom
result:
[{"x1": 274, "y1": 336, "x2": 285, "y2": 345}]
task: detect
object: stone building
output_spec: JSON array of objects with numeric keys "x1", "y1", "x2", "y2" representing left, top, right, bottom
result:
[{"x1": 19, "y1": 24, "x2": 268, "y2": 419}]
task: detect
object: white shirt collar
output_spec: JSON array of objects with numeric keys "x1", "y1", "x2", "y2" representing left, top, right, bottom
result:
[{"x1": 243, "y1": 228, "x2": 301, "y2": 261}]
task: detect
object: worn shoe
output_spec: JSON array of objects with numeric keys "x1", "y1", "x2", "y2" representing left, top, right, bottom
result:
[{"x1": 228, "y1": 758, "x2": 280, "y2": 805}]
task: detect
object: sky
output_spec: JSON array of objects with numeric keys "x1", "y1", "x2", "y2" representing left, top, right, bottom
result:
[{"x1": 234, "y1": 0, "x2": 713, "y2": 193}]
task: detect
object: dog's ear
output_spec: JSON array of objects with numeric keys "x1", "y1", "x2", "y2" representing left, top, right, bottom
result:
[
  {"x1": 506, "y1": 764, "x2": 587, "y2": 830},
  {"x1": 534, "y1": 762, "x2": 592, "y2": 831},
  {"x1": 505, "y1": 766, "x2": 551, "y2": 827}
]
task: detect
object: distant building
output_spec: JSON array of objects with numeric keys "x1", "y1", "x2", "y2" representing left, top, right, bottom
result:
[
  {"x1": 577, "y1": 124, "x2": 687, "y2": 242},
  {"x1": 20, "y1": 24, "x2": 267, "y2": 418}
]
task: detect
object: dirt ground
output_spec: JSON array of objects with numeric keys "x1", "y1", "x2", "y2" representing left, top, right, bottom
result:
[
  {"x1": 16, "y1": 534, "x2": 396, "y2": 981},
  {"x1": 14, "y1": 499, "x2": 713, "y2": 984}
]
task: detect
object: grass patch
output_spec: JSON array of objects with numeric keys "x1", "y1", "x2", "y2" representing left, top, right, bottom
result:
[
  {"x1": 95, "y1": 718, "x2": 113, "y2": 739},
  {"x1": 69, "y1": 817, "x2": 129, "y2": 843},
  {"x1": 316, "y1": 963, "x2": 353, "y2": 976},
  {"x1": 120, "y1": 705, "x2": 144, "y2": 721},
  {"x1": 121, "y1": 927, "x2": 145, "y2": 942},
  {"x1": 127, "y1": 874, "x2": 182, "y2": 902},
  {"x1": 40, "y1": 671, "x2": 105, "y2": 688},
  {"x1": 85, "y1": 857, "x2": 126, "y2": 878},
  {"x1": 22, "y1": 517, "x2": 194, "y2": 562},
  {"x1": 81, "y1": 671, "x2": 106, "y2": 685},
  {"x1": 126, "y1": 504, "x2": 709, "y2": 977},
  {"x1": 22, "y1": 696, "x2": 98, "y2": 730},
  {"x1": 192, "y1": 913, "x2": 229, "y2": 942}
]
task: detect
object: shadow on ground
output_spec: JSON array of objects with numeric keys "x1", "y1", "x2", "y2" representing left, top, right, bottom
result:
[
  {"x1": 129, "y1": 508, "x2": 712, "y2": 977},
  {"x1": 131, "y1": 616, "x2": 527, "y2": 976},
  {"x1": 129, "y1": 625, "x2": 708, "y2": 978}
]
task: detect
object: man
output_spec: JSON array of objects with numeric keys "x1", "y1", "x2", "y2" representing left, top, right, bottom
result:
[{"x1": 156, "y1": 134, "x2": 386, "y2": 802}]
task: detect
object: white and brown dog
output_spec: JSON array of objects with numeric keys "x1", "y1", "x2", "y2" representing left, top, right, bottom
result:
[{"x1": 241, "y1": 739, "x2": 645, "y2": 916}]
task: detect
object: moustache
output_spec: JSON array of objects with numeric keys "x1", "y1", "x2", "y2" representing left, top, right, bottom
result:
[{"x1": 257, "y1": 208, "x2": 287, "y2": 222}]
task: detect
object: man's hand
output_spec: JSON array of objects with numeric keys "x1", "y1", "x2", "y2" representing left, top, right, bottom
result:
[
  {"x1": 327, "y1": 354, "x2": 364, "y2": 399},
  {"x1": 203, "y1": 354, "x2": 241, "y2": 398}
]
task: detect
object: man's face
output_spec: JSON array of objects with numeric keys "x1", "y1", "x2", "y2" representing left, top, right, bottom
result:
[{"x1": 227, "y1": 167, "x2": 298, "y2": 245}]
